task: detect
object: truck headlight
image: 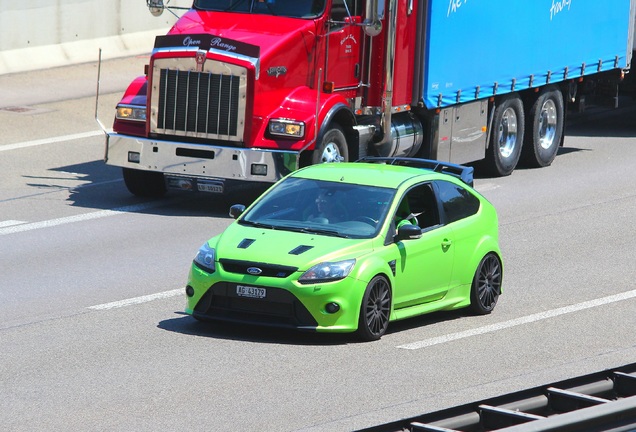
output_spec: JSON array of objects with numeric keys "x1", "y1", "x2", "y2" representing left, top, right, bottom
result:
[
  {"x1": 269, "y1": 119, "x2": 305, "y2": 138},
  {"x1": 193, "y1": 243, "x2": 215, "y2": 273},
  {"x1": 299, "y1": 259, "x2": 355, "y2": 284},
  {"x1": 116, "y1": 105, "x2": 147, "y2": 122}
]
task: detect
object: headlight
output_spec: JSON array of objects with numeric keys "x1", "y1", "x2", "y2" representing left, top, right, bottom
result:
[
  {"x1": 116, "y1": 105, "x2": 147, "y2": 122},
  {"x1": 298, "y1": 259, "x2": 355, "y2": 284},
  {"x1": 193, "y1": 243, "x2": 215, "y2": 273},
  {"x1": 268, "y1": 119, "x2": 305, "y2": 138}
]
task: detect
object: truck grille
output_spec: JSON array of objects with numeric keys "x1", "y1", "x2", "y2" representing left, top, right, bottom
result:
[{"x1": 150, "y1": 58, "x2": 247, "y2": 142}]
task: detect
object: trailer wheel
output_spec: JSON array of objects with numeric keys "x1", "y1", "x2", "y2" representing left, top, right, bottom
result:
[
  {"x1": 521, "y1": 86, "x2": 564, "y2": 168},
  {"x1": 485, "y1": 95, "x2": 524, "y2": 176},
  {"x1": 311, "y1": 125, "x2": 348, "y2": 165},
  {"x1": 122, "y1": 168, "x2": 167, "y2": 198}
]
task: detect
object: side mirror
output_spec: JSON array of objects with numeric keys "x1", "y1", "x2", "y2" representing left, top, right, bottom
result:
[
  {"x1": 229, "y1": 204, "x2": 246, "y2": 219},
  {"x1": 147, "y1": 0, "x2": 165, "y2": 17},
  {"x1": 396, "y1": 224, "x2": 422, "y2": 241},
  {"x1": 363, "y1": 0, "x2": 383, "y2": 36}
]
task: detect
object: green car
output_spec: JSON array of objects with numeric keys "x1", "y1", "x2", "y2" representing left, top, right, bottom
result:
[{"x1": 185, "y1": 158, "x2": 502, "y2": 341}]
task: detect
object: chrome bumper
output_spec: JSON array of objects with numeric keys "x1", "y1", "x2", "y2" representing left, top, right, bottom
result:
[{"x1": 105, "y1": 133, "x2": 298, "y2": 183}]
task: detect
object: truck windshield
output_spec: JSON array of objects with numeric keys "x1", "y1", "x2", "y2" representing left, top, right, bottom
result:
[{"x1": 193, "y1": 0, "x2": 326, "y2": 18}]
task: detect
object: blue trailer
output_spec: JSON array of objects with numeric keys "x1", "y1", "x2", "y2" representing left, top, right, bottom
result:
[{"x1": 411, "y1": 0, "x2": 636, "y2": 175}]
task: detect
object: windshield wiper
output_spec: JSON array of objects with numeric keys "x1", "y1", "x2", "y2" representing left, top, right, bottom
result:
[
  {"x1": 239, "y1": 219, "x2": 277, "y2": 230},
  {"x1": 299, "y1": 227, "x2": 349, "y2": 238}
]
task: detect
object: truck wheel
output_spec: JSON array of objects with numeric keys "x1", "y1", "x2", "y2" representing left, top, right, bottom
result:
[
  {"x1": 311, "y1": 125, "x2": 348, "y2": 165},
  {"x1": 484, "y1": 95, "x2": 525, "y2": 176},
  {"x1": 521, "y1": 86, "x2": 564, "y2": 168},
  {"x1": 357, "y1": 275, "x2": 391, "y2": 342},
  {"x1": 122, "y1": 168, "x2": 167, "y2": 197}
]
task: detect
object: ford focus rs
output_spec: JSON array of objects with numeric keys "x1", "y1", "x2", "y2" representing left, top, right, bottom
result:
[{"x1": 185, "y1": 158, "x2": 503, "y2": 341}]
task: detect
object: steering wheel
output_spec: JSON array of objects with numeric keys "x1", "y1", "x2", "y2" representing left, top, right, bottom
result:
[{"x1": 355, "y1": 216, "x2": 378, "y2": 226}]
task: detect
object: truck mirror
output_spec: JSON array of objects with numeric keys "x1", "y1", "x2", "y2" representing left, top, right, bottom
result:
[
  {"x1": 147, "y1": 0, "x2": 165, "y2": 17},
  {"x1": 363, "y1": 0, "x2": 383, "y2": 36}
]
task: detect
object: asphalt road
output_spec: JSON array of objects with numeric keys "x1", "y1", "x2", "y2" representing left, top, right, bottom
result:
[{"x1": 1, "y1": 60, "x2": 636, "y2": 431}]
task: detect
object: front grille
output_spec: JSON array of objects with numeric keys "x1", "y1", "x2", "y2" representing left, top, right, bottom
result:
[
  {"x1": 219, "y1": 259, "x2": 297, "y2": 278},
  {"x1": 193, "y1": 283, "x2": 318, "y2": 328},
  {"x1": 150, "y1": 58, "x2": 247, "y2": 141}
]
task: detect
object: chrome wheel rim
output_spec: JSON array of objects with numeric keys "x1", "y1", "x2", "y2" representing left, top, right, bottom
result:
[
  {"x1": 320, "y1": 142, "x2": 344, "y2": 163},
  {"x1": 538, "y1": 99, "x2": 558, "y2": 150},
  {"x1": 497, "y1": 107, "x2": 518, "y2": 159}
]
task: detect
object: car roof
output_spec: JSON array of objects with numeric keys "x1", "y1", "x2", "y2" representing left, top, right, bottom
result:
[{"x1": 291, "y1": 159, "x2": 472, "y2": 189}]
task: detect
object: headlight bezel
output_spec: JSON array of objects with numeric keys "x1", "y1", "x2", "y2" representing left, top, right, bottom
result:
[
  {"x1": 193, "y1": 243, "x2": 216, "y2": 274},
  {"x1": 268, "y1": 119, "x2": 305, "y2": 138},
  {"x1": 298, "y1": 259, "x2": 356, "y2": 284},
  {"x1": 116, "y1": 104, "x2": 147, "y2": 122}
]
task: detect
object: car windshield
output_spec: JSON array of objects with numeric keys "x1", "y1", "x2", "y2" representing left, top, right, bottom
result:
[
  {"x1": 240, "y1": 177, "x2": 395, "y2": 239},
  {"x1": 193, "y1": 0, "x2": 326, "y2": 18}
]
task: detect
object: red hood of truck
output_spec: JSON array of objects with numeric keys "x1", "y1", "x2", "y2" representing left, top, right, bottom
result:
[{"x1": 168, "y1": 10, "x2": 318, "y2": 59}]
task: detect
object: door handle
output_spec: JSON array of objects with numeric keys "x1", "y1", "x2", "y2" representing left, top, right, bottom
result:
[{"x1": 441, "y1": 239, "x2": 452, "y2": 251}]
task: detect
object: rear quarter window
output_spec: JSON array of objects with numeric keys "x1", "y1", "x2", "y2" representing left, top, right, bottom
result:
[{"x1": 435, "y1": 180, "x2": 480, "y2": 224}]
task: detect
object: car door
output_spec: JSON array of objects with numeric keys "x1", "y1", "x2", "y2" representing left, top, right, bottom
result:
[
  {"x1": 325, "y1": 0, "x2": 362, "y2": 90},
  {"x1": 389, "y1": 183, "x2": 455, "y2": 310}
]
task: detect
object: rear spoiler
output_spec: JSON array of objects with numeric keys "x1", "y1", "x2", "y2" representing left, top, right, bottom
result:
[{"x1": 356, "y1": 157, "x2": 474, "y2": 187}]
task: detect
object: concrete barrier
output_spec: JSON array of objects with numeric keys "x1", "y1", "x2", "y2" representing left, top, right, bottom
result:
[{"x1": 0, "y1": 0, "x2": 190, "y2": 75}]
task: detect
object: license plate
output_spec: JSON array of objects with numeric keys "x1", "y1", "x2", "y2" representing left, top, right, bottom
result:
[
  {"x1": 236, "y1": 285, "x2": 266, "y2": 299},
  {"x1": 197, "y1": 181, "x2": 224, "y2": 193}
]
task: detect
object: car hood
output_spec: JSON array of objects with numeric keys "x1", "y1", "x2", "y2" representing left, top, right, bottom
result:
[{"x1": 212, "y1": 223, "x2": 375, "y2": 271}]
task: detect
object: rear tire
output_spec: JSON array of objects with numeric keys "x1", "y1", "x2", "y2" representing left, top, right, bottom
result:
[
  {"x1": 521, "y1": 86, "x2": 564, "y2": 168},
  {"x1": 484, "y1": 95, "x2": 525, "y2": 176},
  {"x1": 122, "y1": 168, "x2": 167, "y2": 198},
  {"x1": 357, "y1": 275, "x2": 392, "y2": 341},
  {"x1": 470, "y1": 253, "x2": 502, "y2": 315}
]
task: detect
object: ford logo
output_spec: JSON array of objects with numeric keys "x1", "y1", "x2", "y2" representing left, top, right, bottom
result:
[{"x1": 247, "y1": 267, "x2": 262, "y2": 275}]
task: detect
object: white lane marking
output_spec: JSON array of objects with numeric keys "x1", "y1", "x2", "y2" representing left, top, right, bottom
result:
[
  {"x1": 0, "y1": 202, "x2": 168, "y2": 236},
  {"x1": 0, "y1": 130, "x2": 104, "y2": 152},
  {"x1": 0, "y1": 220, "x2": 26, "y2": 228},
  {"x1": 88, "y1": 289, "x2": 183, "y2": 310},
  {"x1": 397, "y1": 288, "x2": 636, "y2": 350}
]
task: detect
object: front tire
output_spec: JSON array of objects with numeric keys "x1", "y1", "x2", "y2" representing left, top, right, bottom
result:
[
  {"x1": 470, "y1": 253, "x2": 502, "y2": 315},
  {"x1": 484, "y1": 95, "x2": 525, "y2": 176},
  {"x1": 357, "y1": 275, "x2": 392, "y2": 341},
  {"x1": 521, "y1": 86, "x2": 564, "y2": 168},
  {"x1": 311, "y1": 125, "x2": 348, "y2": 165},
  {"x1": 122, "y1": 168, "x2": 167, "y2": 198}
]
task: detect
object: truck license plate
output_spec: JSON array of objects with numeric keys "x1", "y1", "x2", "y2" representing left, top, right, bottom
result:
[
  {"x1": 197, "y1": 181, "x2": 224, "y2": 193},
  {"x1": 236, "y1": 285, "x2": 266, "y2": 299}
]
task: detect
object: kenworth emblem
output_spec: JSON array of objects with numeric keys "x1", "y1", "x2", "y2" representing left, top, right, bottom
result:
[
  {"x1": 195, "y1": 50, "x2": 207, "y2": 72},
  {"x1": 247, "y1": 267, "x2": 263, "y2": 275}
]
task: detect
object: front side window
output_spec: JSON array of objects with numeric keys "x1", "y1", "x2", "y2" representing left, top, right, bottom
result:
[
  {"x1": 435, "y1": 180, "x2": 480, "y2": 224},
  {"x1": 194, "y1": 0, "x2": 326, "y2": 18}
]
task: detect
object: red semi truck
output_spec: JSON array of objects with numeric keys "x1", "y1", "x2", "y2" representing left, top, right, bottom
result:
[{"x1": 103, "y1": 0, "x2": 636, "y2": 197}]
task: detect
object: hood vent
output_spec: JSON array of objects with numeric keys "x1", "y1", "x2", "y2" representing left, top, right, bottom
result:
[
  {"x1": 289, "y1": 245, "x2": 314, "y2": 255},
  {"x1": 237, "y1": 238, "x2": 256, "y2": 249}
]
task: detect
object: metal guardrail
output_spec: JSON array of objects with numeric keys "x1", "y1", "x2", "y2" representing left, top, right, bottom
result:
[{"x1": 357, "y1": 363, "x2": 636, "y2": 432}]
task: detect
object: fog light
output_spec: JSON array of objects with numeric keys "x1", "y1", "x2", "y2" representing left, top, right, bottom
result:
[
  {"x1": 251, "y1": 164, "x2": 267, "y2": 176},
  {"x1": 325, "y1": 302, "x2": 340, "y2": 314},
  {"x1": 185, "y1": 285, "x2": 195, "y2": 297},
  {"x1": 128, "y1": 151, "x2": 141, "y2": 163}
]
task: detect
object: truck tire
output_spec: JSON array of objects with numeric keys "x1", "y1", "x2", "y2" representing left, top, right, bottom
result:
[
  {"x1": 484, "y1": 95, "x2": 525, "y2": 176},
  {"x1": 521, "y1": 86, "x2": 564, "y2": 168},
  {"x1": 122, "y1": 168, "x2": 167, "y2": 198},
  {"x1": 311, "y1": 125, "x2": 348, "y2": 165}
]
